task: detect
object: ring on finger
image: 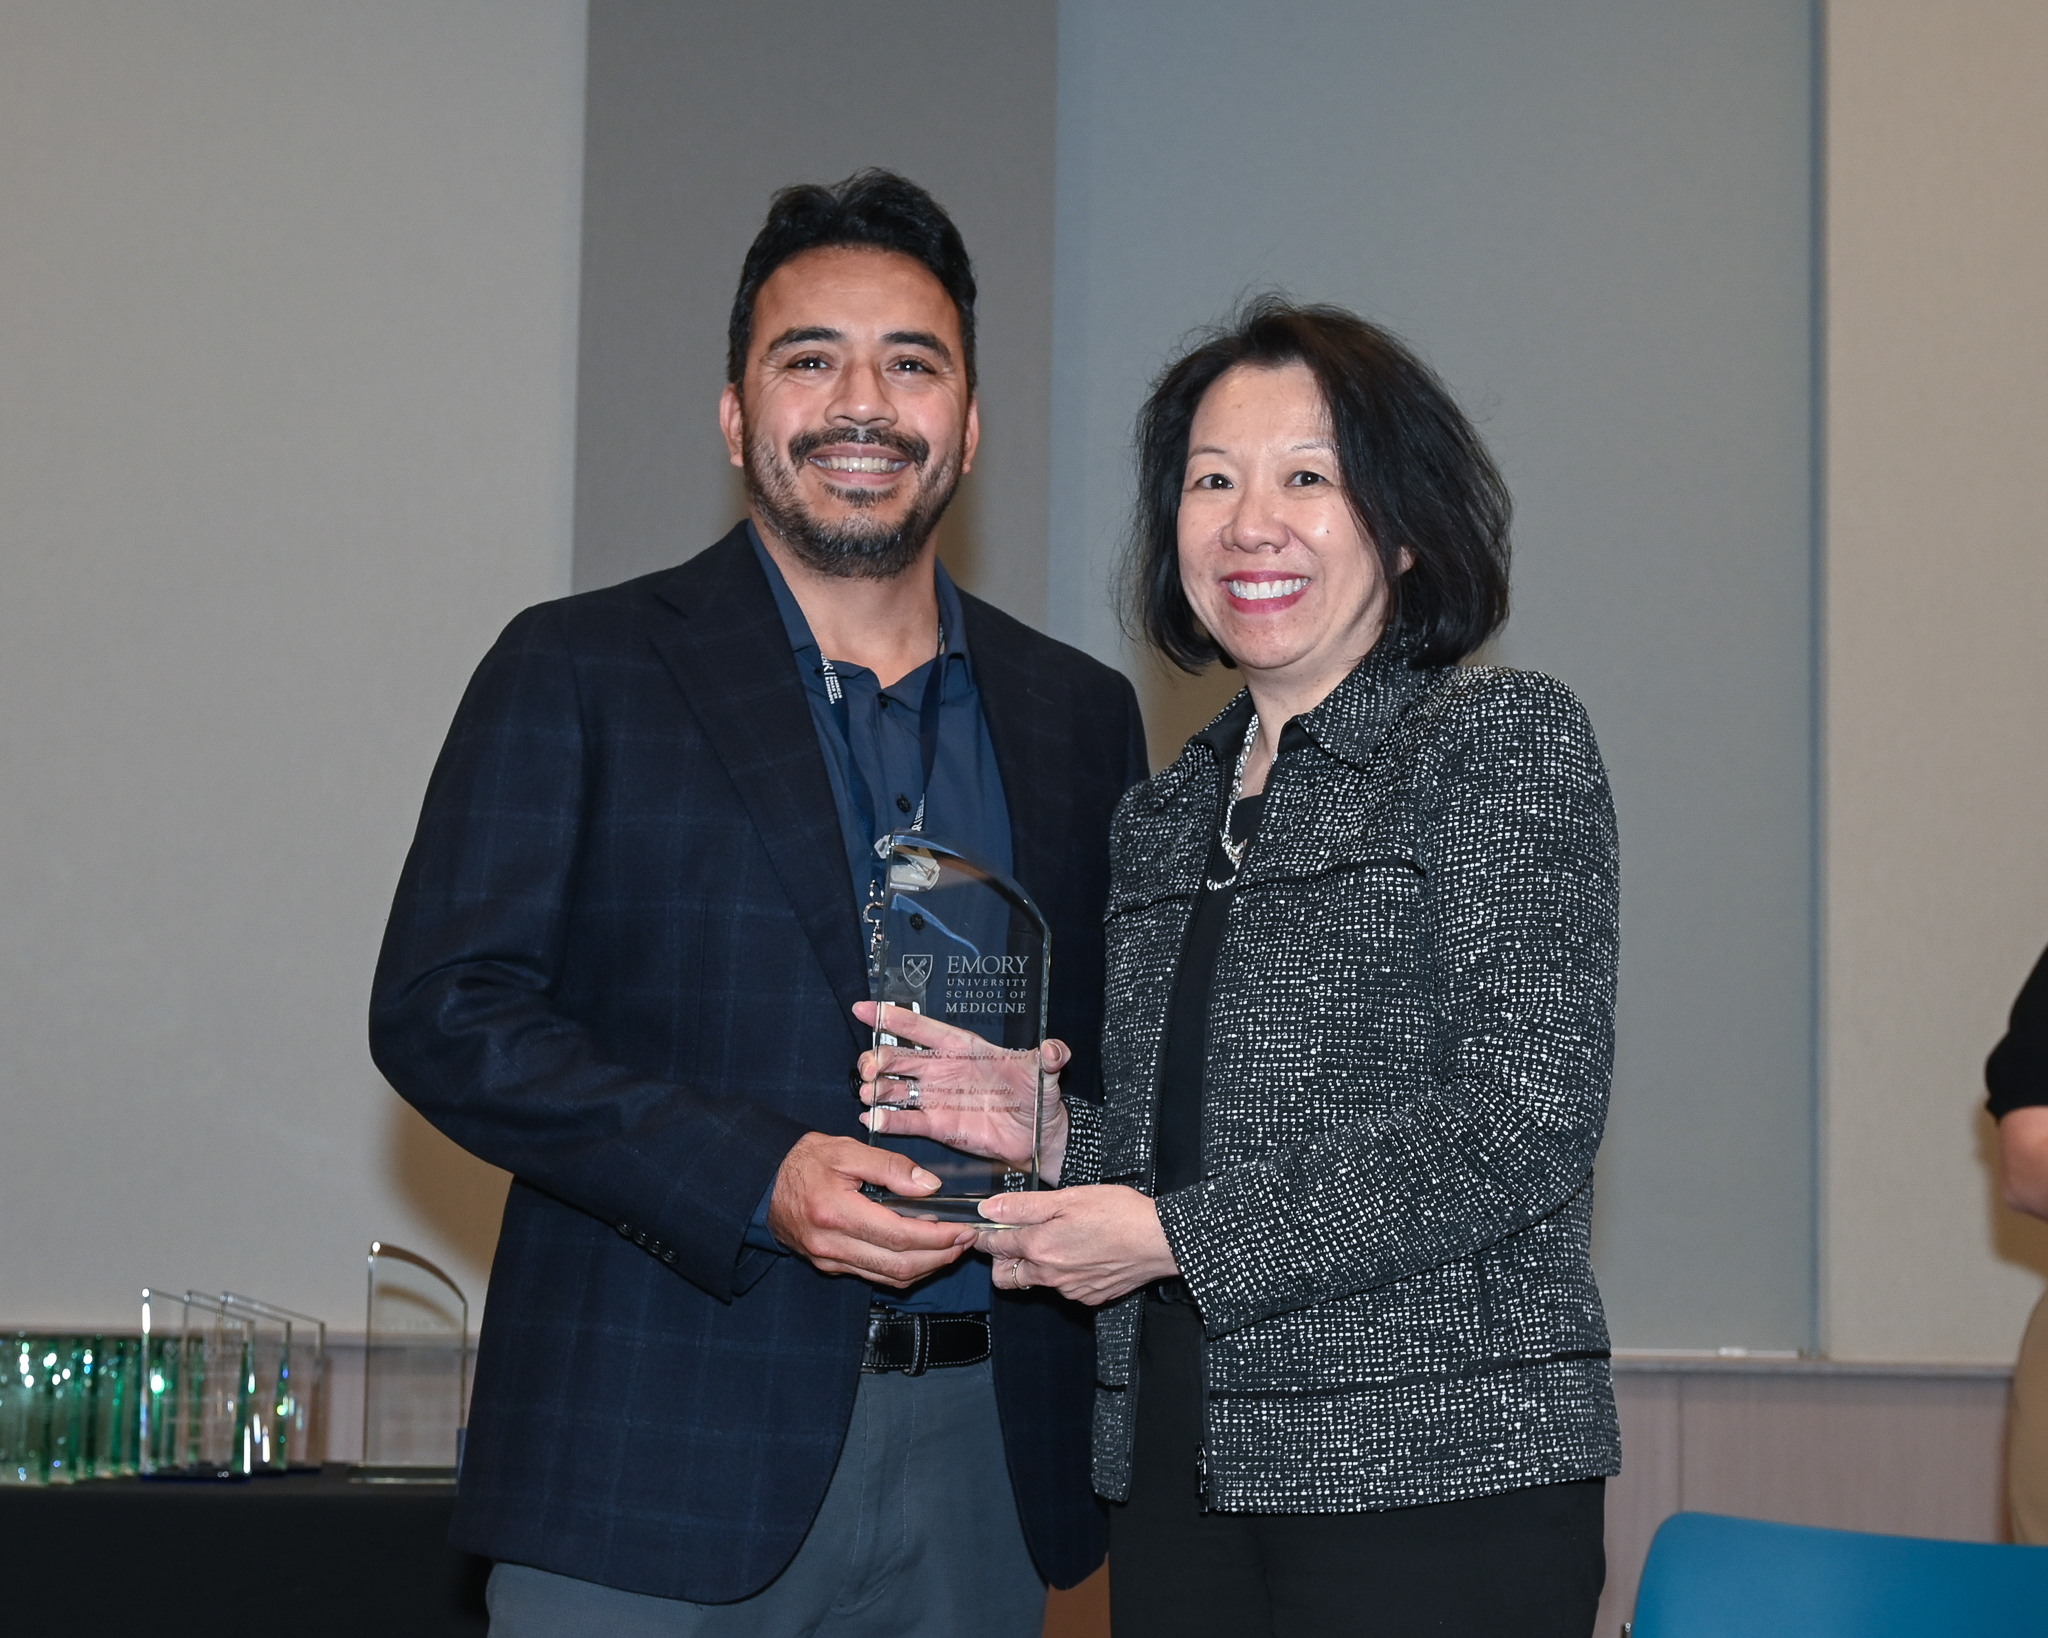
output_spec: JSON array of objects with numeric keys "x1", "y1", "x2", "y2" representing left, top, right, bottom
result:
[{"x1": 876, "y1": 1072, "x2": 921, "y2": 1110}]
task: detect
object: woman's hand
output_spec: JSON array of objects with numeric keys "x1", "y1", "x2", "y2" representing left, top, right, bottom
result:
[
  {"x1": 852, "y1": 1000, "x2": 1071, "y2": 1181},
  {"x1": 976, "y1": 1184, "x2": 1179, "y2": 1306}
]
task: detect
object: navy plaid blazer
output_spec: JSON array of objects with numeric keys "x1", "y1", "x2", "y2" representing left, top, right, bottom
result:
[{"x1": 368, "y1": 524, "x2": 1146, "y2": 1600}]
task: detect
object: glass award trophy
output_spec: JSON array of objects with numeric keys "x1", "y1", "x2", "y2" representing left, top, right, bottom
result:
[
  {"x1": 357, "y1": 1241, "x2": 468, "y2": 1482},
  {"x1": 224, "y1": 1293, "x2": 326, "y2": 1471},
  {"x1": 86, "y1": 1333, "x2": 141, "y2": 1478},
  {"x1": 863, "y1": 832, "x2": 1051, "y2": 1224},
  {"x1": 217, "y1": 1296, "x2": 290, "y2": 1473},
  {"x1": 184, "y1": 1293, "x2": 258, "y2": 1478},
  {"x1": 138, "y1": 1286, "x2": 195, "y2": 1477},
  {"x1": 136, "y1": 1289, "x2": 252, "y2": 1479}
]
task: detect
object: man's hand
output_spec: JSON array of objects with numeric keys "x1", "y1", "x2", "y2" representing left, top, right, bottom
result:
[
  {"x1": 853, "y1": 1000, "x2": 1071, "y2": 1181},
  {"x1": 976, "y1": 1184, "x2": 1179, "y2": 1306},
  {"x1": 767, "y1": 1133, "x2": 976, "y2": 1287}
]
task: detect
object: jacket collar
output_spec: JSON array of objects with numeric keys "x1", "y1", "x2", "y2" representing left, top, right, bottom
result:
[
  {"x1": 1185, "y1": 634, "x2": 1440, "y2": 773},
  {"x1": 1293, "y1": 634, "x2": 1440, "y2": 769}
]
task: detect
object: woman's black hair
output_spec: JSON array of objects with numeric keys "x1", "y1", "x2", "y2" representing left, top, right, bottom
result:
[
  {"x1": 727, "y1": 169, "x2": 977, "y2": 389},
  {"x1": 1123, "y1": 296, "x2": 1511, "y2": 671}
]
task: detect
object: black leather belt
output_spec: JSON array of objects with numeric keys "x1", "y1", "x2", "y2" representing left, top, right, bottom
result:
[
  {"x1": 862, "y1": 1306, "x2": 991, "y2": 1375},
  {"x1": 1147, "y1": 1276, "x2": 1194, "y2": 1305}
]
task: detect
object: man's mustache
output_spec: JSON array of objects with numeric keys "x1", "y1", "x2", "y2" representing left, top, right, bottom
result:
[{"x1": 786, "y1": 426, "x2": 931, "y2": 468}]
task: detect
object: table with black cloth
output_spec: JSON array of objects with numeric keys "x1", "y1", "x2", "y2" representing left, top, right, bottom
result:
[{"x1": 0, "y1": 1465, "x2": 488, "y2": 1634}]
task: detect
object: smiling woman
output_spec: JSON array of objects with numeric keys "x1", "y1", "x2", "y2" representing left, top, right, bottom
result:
[
  {"x1": 848, "y1": 300, "x2": 1617, "y2": 1632},
  {"x1": 956, "y1": 301, "x2": 1617, "y2": 1637}
]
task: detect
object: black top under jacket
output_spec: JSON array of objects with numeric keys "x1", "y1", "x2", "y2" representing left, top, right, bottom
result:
[
  {"x1": 1153, "y1": 789, "x2": 1266, "y2": 1196},
  {"x1": 368, "y1": 524, "x2": 1147, "y2": 1601},
  {"x1": 1988, "y1": 945, "x2": 2048, "y2": 1117}
]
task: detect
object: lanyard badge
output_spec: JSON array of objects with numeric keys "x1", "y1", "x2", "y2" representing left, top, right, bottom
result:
[{"x1": 816, "y1": 634, "x2": 946, "y2": 983}]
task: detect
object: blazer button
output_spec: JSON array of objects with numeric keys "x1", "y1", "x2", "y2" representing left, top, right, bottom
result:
[
  {"x1": 616, "y1": 1221, "x2": 633, "y2": 1237},
  {"x1": 662, "y1": 1249, "x2": 678, "y2": 1265},
  {"x1": 634, "y1": 1231, "x2": 651, "y2": 1248}
]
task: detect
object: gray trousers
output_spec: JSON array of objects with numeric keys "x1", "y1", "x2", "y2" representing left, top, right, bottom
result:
[{"x1": 486, "y1": 1360, "x2": 1045, "y2": 1638}]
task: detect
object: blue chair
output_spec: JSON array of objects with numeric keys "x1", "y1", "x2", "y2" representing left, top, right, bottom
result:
[{"x1": 1631, "y1": 1511, "x2": 2048, "y2": 1636}]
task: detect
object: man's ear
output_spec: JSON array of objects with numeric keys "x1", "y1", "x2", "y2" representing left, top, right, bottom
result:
[
  {"x1": 719, "y1": 382, "x2": 746, "y2": 470},
  {"x1": 959, "y1": 396, "x2": 980, "y2": 478}
]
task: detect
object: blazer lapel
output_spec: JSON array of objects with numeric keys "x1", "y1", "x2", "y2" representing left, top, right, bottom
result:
[{"x1": 645, "y1": 526, "x2": 869, "y2": 1044}]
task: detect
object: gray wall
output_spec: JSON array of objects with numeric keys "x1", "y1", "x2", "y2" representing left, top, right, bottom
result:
[
  {"x1": 572, "y1": 0, "x2": 1057, "y2": 624},
  {"x1": 1050, "y1": 0, "x2": 1819, "y2": 1349},
  {"x1": 574, "y1": 0, "x2": 1820, "y2": 1349}
]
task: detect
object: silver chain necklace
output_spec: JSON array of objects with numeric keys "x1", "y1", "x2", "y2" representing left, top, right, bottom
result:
[{"x1": 1205, "y1": 712, "x2": 1262, "y2": 891}]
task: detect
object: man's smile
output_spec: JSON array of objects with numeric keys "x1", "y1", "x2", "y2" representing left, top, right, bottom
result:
[
  {"x1": 788, "y1": 427, "x2": 927, "y2": 491},
  {"x1": 810, "y1": 448, "x2": 910, "y2": 481}
]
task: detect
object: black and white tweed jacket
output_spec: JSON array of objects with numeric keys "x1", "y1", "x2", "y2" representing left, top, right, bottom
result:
[{"x1": 1063, "y1": 640, "x2": 1621, "y2": 1512}]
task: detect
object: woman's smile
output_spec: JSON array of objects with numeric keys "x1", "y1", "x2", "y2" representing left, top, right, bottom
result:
[{"x1": 1221, "y1": 572, "x2": 1311, "y2": 608}]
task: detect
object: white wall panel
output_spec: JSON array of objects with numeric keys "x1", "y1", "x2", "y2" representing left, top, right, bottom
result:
[
  {"x1": 1823, "y1": 0, "x2": 2048, "y2": 1360},
  {"x1": 0, "y1": 1, "x2": 587, "y2": 1329}
]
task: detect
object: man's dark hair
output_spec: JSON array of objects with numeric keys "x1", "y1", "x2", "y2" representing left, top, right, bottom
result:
[
  {"x1": 727, "y1": 169, "x2": 977, "y2": 389},
  {"x1": 1124, "y1": 296, "x2": 1511, "y2": 672}
]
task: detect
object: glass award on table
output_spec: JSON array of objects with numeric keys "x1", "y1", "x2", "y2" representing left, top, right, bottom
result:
[
  {"x1": 224, "y1": 1293, "x2": 326, "y2": 1471},
  {"x1": 138, "y1": 1289, "x2": 253, "y2": 1479},
  {"x1": 216, "y1": 1296, "x2": 290, "y2": 1474},
  {"x1": 357, "y1": 1242, "x2": 467, "y2": 1483},
  {"x1": 863, "y1": 832, "x2": 1051, "y2": 1225},
  {"x1": 139, "y1": 1287, "x2": 196, "y2": 1477},
  {"x1": 86, "y1": 1333, "x2": 141, "y2": 1479}
]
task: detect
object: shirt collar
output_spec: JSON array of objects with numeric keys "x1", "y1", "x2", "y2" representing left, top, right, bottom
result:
[
  {"x1": 747, "y1": 521, "x2": 972, "y2": 680},
  {"x1": 1190, "y1": 688, "x2": 1256, "y2": 761}
]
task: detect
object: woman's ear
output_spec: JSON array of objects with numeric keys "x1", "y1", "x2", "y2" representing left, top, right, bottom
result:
[{"x1": 1395, "y1": 545, "x2": 1416, "y2": 575}]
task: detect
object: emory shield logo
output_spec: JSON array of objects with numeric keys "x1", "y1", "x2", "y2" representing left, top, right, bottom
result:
[{"x1": 901, "y1": 955, "x2": 933, "y2": 988}]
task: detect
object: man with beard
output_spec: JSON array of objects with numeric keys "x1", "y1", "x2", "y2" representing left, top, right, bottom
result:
[{"x1": 369, "y1": 171, "x2": 1144, "y2": 1635}]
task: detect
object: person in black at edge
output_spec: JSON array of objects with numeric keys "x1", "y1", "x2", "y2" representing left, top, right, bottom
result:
[
  {"x1": 1989, "y1": 945, "x2": 2048, "y2": 1543},
  {"x1": 866, "y1": 299, "x2": 1620, "y2": 1636},
  {"x1": 370, "y1": 171, "x2": 1145, "y2": 1635}
]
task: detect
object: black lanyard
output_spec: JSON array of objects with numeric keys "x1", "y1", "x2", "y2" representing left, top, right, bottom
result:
[{"x1": 817, "y1": 628, "x2": 946, "y2": 874}]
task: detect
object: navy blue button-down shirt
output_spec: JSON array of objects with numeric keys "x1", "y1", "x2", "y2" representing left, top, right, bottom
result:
[{"x1": 748, "y1": 528, "x2": 1010, "y2": 1312}]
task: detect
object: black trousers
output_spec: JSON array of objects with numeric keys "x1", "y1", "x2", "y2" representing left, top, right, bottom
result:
[{"x1": 1109, "y1": 1298, "x2": 1606, "y2": 1638}]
